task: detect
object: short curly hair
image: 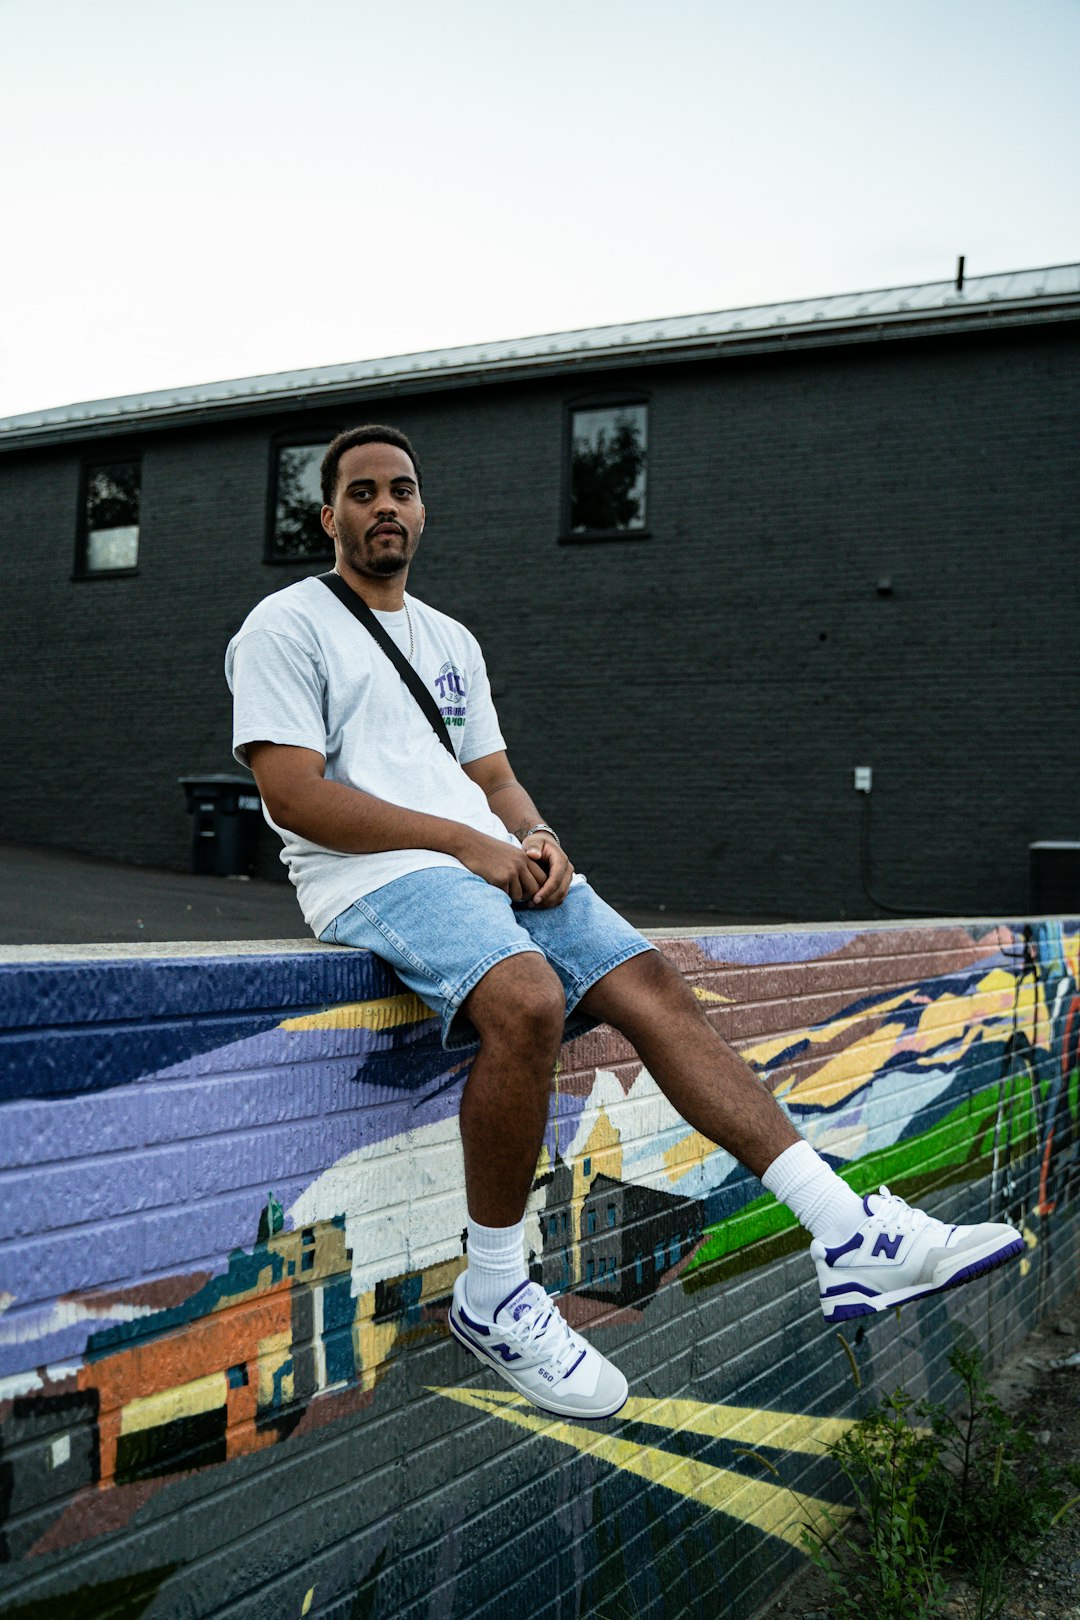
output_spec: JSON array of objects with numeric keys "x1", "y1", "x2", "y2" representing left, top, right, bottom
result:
[{"x1": 320, "y1": 424, "x2": 423, "y2": 505}]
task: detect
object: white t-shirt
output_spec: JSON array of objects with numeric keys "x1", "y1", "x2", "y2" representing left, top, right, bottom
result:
[{"x1": 225, "y1": 574, "x2": 517, "y2": 935}]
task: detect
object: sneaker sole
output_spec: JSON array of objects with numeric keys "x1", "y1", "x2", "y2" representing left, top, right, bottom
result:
[
  {"x1": 820, "y1": 1233, "x2": 1025, "y2": 1322},
  {"x1": 448, "y1": 1310, "x2": 629, "y2": 1421}
]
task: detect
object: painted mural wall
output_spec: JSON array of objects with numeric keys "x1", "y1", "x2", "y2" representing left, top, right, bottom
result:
[{"x1": 0, "y1": 920, "x2": 1078, "y2": 1619}]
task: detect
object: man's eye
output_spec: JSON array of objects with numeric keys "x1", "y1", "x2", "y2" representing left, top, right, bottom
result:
[{"x1": 393, "y1": 487, "x2": 412, "y2": 499}]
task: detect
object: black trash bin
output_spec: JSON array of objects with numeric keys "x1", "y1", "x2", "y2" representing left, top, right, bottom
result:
[
  {"x1": 179, "y1": 775, "x2": 263, "y2": 876},
  {"x1": 1029, "y1": 841, "x2": 1080, "y2": 914}
]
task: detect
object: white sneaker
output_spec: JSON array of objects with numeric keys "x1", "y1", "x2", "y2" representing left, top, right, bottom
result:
[
  {"x1": 812, "y1": 1186, "x2": 1023, "y2": 1322},
  {"x1": 448, "y1": 1275, "x2": 628, "y2": 1419}
]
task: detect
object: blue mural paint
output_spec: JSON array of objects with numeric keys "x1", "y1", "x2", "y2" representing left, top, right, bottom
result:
[
  {"x1": 0, "y1": 1022, "x2": 471, "y2": 1375},
  {"x1": 694, "y1": 929, "x2": 860, "y2": 966},
  {"x1": 0, "y1": 947, "x2": 401, "y2": 1101}
]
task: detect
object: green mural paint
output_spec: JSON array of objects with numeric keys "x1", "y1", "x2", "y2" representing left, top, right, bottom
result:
[{"x1": 685, "y1": 1070, "x2": 1052, "y2": 1291}]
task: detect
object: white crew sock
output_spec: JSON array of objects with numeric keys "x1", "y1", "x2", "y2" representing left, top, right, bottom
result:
[
  {"x1": 760, "y1": 1140, "x2": 866, "y2": 1245},
  {"x1": 465, "y1": 1215, "x2": 529, "y2": 1317}
]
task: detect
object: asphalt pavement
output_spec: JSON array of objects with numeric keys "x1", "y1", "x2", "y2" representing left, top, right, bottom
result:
[
  {"x1": 0, "y1": 841, "x2": 771, "y2": 951},
  {"x1": 0, "y1": 841, "x2": 312, "y2": 948}
]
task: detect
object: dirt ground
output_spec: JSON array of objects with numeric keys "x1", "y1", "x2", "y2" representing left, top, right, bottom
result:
[{"x1": 759, "y1": 1283, "x2": 1080, "y2": 1620}]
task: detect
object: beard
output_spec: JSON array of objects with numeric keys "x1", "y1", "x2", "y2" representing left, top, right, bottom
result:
[{"x1": 339, "y1": 525, "x2": 414, "y2": 577}]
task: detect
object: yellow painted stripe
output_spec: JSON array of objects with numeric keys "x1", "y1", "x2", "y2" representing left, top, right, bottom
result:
[
  {"x1": 618, "y1": 1396, "x2": 859, "y2": 1454},
  {"x1": 121, "y1": 1371, "x2": 227, "y2": 1435},
  {"x1": 279, "y1": 993, "x2": 434, "y2": 1033},
  {"x1": 692, "y1": 987, "x2": 733, "y2": 1005},
  {"x1": 454, "y1": 1388, "x2": 856, "y2": 1454},
  {"x1": 429, "y1": 1386, "x2": 849, "y2": 1546}
]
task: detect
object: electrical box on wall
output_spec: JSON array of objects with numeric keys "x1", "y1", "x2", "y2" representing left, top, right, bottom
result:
[{"x1": 854, "y1": 767, "x2": 873, "y2": 793}]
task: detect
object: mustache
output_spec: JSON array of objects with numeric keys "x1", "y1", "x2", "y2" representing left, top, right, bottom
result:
[{"x1": 366, "y1": 520, "x2": 407, "y2": 539}]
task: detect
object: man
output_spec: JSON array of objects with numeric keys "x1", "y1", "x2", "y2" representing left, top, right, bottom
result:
[{"x1": 226, "y1": 424, "x2": 1022, "y2": 1421}]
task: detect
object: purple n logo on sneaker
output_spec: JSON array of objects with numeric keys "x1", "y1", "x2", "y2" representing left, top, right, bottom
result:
[{"x1": 872, "y1": 1232, "x2": 902, "y2": 1260}]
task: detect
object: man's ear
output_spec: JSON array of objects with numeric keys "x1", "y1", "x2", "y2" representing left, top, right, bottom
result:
[{"x1": 320, "y1": 504, "x2": 336, "y2": 541}]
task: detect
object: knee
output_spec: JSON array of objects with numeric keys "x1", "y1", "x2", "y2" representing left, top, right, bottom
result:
[
  {"x1": 515, "y1": 973, "x2": 567, "y2": 1048},
  {"x1": 468, "y1": 955, "x2": 566, "y2": 1061},
  {"x1": 624, "y1": 947, "x2": 698, "y2": 1009},
  {"x1": 583, "y1": 946, "x2": 709, "y2": 1038},
  {"x1": 643, "y1": 951, "x2": 714, "y2": 1026},
  {"x1": 500, "y1": 963, "x2": 566, "y2": 1054}
]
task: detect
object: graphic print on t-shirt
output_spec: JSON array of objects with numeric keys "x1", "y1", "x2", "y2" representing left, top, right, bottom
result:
[{"x1": 434, "y1": 662, "x2": 467, "y2": 728}]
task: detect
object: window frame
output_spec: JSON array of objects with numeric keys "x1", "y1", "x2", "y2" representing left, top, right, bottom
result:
[
  {"x1": 73, "y1": 454, "x2": 143, "y2": 580},
  {"x1": 560, "y1": 391, "x2": 651, "y2": 545},
  {"x1": 264, "y1": 431, "x2": 339, "y2": 566}
]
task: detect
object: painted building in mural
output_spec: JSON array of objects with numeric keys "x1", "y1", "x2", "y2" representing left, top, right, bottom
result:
[
  {"x1": 536, "y1": 1160, "x2": 704, "y2": 1306},
  {"x1": 0, "y1": 264, "x2": 1078, "y2": 919},
  {"x1": 1, "y1": 917, "x2": 1079, "y2": 1615}
]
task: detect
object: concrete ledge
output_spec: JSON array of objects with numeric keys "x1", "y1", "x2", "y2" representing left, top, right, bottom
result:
[{"x1": 4, "y1": 912, "x2": 1068, "y2": 961}]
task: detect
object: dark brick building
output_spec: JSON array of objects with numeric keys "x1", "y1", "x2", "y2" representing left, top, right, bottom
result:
[{"x1": 1, "y1": 263, "x2": 1077, "y2": 920}]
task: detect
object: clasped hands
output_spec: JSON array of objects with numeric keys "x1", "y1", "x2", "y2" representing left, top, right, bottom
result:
[{"x1": 458, "y1": 829, "x2": 574, "y2": 908}]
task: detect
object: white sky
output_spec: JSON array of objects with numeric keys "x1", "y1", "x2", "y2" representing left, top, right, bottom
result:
[{"x1": 0, "y1": 0, "x2": 1077, "y2": 419}]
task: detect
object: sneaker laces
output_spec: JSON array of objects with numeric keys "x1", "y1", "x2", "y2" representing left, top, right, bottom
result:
[
  {"x1": 866, "y1": 1186, "x2": 925, "y2": 1239},
  {"x1": 500, "y1": 1295, "x2": 582, "y2": 1375}
]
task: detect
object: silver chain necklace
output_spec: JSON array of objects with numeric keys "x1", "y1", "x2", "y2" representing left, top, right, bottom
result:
[{"x1": 402, "y1": 597, "x2": 414, "y2": 663}]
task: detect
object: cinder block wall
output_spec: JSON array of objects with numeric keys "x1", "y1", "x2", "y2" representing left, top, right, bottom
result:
[{"x1": 1, "y1": 918, "x2": 1078, "y2": 1619}]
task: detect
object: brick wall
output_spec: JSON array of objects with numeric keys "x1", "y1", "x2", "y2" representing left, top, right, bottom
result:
[
  {"x1": 1, "y1": 917, "x2": 1077, "y2": 1617},
  {"x1": 1, "y1": 320, "x2": 1078, "y2": 918}
]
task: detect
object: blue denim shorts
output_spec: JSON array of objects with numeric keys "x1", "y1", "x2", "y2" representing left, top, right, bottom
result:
[{"x1": 319, "y1": 869, "x2": 655, "y2": 1050}]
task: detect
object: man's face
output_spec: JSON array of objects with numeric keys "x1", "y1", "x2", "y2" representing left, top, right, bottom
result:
[{"x1": 321, "y1": 442, "x2": 425, "y2": 581}]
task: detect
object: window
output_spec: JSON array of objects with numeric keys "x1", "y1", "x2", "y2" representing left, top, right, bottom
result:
[
  {"x1": 78, "y1": 461, "x2": 141, "y2": 574},
  {"x1": 267, "y1": 441, "x2": 333, "y2": 562},
  {"x1": 565, "y1": 402, "x2": 647, "y2": 539}
]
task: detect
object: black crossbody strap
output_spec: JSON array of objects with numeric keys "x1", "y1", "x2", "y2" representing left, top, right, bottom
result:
[{"x1": 318, "y1": 572, "x2": 457, "y2": 758}]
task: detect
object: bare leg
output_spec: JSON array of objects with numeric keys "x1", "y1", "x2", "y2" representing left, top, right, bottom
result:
[
  {"x1": 458, "y1": 952, "x2": 566, "y2": 1225},
  {"x1": 577, "y1": 949, "x2": 799, "y2": 1179},
  {"x1": 448, "y1": 953, "x2": 630, "y2": 1418}
]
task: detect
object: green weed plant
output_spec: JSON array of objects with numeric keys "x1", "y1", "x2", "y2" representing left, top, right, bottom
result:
[
  {"x1": 797, "y1": 1333, "x2": 1079, "y2": 1620},
  {"x1": 799, "y1": 1387, "x2": 950, "y2": 1620}
]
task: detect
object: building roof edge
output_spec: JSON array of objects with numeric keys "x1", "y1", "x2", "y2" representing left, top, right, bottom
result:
[{"x1": 2, "y1": 262, "x2": 1077, "y2": 450}]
